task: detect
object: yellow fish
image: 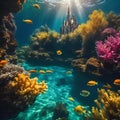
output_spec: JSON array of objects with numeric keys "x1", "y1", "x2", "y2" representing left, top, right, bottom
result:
[
  {"x1": 32, "y1": 4, "x2": 40, "y2": 9},
  {"x1": 23, "y1": 19, "x2": 33, "y2": 24},
  {"x1": 74, "y1": 105, "x2": 86, "y2": 114},
  {"x1": 39, "y1": 70, "x2": 46, "y2": 74},
  {"x1": 87, "y1": 80, "x2": 98, "y2": 86},
  {"x1": 66, "y1": 70, "x2": 72, "y2": 74},
  {"x1": 68, "y1": 97, "x2": 75, "y2": 102},
  {"x1": 46, "y1": 70, "x2": 53, "y2": 73},
  {"x1": 56, "y1": 50, "x2": 62, "y2": 55}
]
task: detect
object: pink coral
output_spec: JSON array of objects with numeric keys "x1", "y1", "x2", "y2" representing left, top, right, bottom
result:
[{"x1": 96, "y1": 32, "x2": 120, "y2": 63}]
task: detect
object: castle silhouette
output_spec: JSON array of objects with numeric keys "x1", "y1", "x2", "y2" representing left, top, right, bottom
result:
[{"x1": 60, "y1": 6, "x2": 78, "y2": 34}]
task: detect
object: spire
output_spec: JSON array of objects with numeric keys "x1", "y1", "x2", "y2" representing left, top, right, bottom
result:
[{"x1": 67, "y1": 6, "x2": 70, "y2": 19}]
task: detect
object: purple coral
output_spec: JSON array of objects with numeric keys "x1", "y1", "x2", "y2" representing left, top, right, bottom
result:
[{"x1": 96, "y1": 32, "x2": 120, "y2": 64}]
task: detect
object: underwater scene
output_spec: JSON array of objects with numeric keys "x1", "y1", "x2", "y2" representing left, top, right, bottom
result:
[{"x1": 0, "y1": 0, "x2": 120, "y2": 120}]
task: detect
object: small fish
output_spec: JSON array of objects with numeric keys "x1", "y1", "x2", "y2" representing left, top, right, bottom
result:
[
  {"x1": 113, "y1": 79, "x2": 120, "y2": 86},
  {"x1": 28, "y1": 69, "x2": 37, "y2": 73},
  {"x1": 66, "y1": 70, "x2": 72, "y2": 74},
  {"x1": 56, "y1": 50, "x2": 62, "y2": 55},
  {"x1": 103, "y1": 83, "x2": 112, "y2": 89},
  {"x1": 39, "y1": 70, "x2": 46, "y2": 74},
  {"x1": 0, "y1": 60, "x2": 7, "y2": 67},
  {"x1": 87, "y1": 80, "x2": 98, "y2": 86},
  {"x1": 74, "y1": 105, "x2": 86, "y2": 114},
  {"x1": 80, "y1": 90, "x2": 90, "y2": 97},
  {"x1": 46, "y1": 70, "x2": 53, "y2": 73},
  {"x1": 23, "y1": 19, "x2": 33, "y2": 24},
  {"x1": 32, "y1": 4, "x2": 40, "y2": 9},
  {"x1": 68, "y1": 97, "x2": 75, "y2": 102}
]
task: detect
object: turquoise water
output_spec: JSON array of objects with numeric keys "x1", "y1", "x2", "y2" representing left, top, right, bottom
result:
[
  {"x1": 10, "y1": 63, "x2": 91, "y2": 120},
  {"x1": 1, "y1": 0, "x2": 120, "y2": 119}
]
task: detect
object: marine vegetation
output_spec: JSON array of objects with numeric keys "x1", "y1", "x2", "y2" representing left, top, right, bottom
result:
[
  {"x1": 106, "y1": 11, "x2": 120, "y2": 31},
  {"x1": 91, "y1": 89, "x2": 120, "y2": 120},
  {"x1": 74, "y1": 9, "x2": 108, "y2": 40},
  {"x1": 96, "y1": 31, "x2": 120, "y2": 64},
  {"x1": 0, "y1": 63, "x2": 47, "y2": 118}
]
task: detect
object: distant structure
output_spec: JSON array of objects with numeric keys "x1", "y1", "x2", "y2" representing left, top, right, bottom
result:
[{"x1": 60, "y1": 6, "x2": 78, "y2": 34}]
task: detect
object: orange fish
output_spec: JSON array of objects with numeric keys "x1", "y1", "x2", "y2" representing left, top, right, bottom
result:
[
  {"x1": 56, "y1": 50, "x2": 62, "y2": 55},
  {"x1": 23, "y1": 19, "x2": 33, "y2": 24},
  {"x1": 0, "y1": 60, "x2": 7, "y2": 67},
  {"x1": 87, "y1": 80, "x2": 98, "y2": 86},
  {"x1": 33, "y1": 4, "x2": 40, "y2": 9},
  {"x1": 28, "y1": 70, "x2": 37, "y2": 73},
  {"x1": 113, "y1": 79, "x2": 120, "y2": 86}
]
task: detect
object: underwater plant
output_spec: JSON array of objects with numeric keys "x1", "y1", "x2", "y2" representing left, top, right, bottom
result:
[
  {"x1": 91, "y1": 89, "x2": 120, "y2": 120},
  {"x1": 75, "y1": 9, "x2": 108, "y2": 40},
  {"x1": 96, "y1": 32, "x2": 120, "y2": 64}
]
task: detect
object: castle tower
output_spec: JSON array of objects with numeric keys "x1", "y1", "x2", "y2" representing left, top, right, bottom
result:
[
  {"x1": 67, "y1": 6, "x2": 70, "y2": 20},
  {"x1": 60, "y1": 6, "x2": 78, "y2": 34}
]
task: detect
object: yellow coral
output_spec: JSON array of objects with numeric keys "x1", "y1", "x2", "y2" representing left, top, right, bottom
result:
[
  {"x1": 91, "y1": 89, "x2": 120, "y2": 120},
  {"x1": 36, "y1": 32, "x2": 49, "y2": 41},
  {"x1": 6, "y1": 73, "x2": 48, "y2": 106},
  {"x1": 51, "y1": 31, "x2": 60, "y2": 39},
  {"x1": 74, "y1": 10, "x2": 108, "y2": 40}
]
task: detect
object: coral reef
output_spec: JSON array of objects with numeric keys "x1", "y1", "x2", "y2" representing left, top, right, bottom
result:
[
  {"x1": 96, "y1": 32, "x2": 120, "y2": 64},
  {"x1": 0, "y1": 13, "x2": 18, "y2": 62},
  {"x1": 0, "y1": 0, "x2": 26, "y2": 18},
  {"x1": 19, "y1": 25, "x2": 82, "y2": 66},
  {"x1": 0, "y1": 63, "x2": 48, "y2": 119},
  {"x1": 52, "y1": 102, "x2": 69, "y2": 120},
  {"x1": 91, "y1": 89, "x2": 120, "y2": 120},
  {"x1": 71, "y1": 57, "x2": 103, "y2": 76},
  {"x1": 0, "y1": 0, "x2": 26, "y2": 62}
]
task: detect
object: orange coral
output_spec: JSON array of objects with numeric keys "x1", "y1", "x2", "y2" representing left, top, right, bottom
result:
[
  {"x1": 8, "y1": 73, "x2": 47, "y2": 96},
  {"x1": 4, "y1": 73, "x2": 48, "y2": 107}
]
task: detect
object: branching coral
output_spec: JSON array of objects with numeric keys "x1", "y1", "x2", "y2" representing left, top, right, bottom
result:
[
  {"x1": 96, "y1": 32, "x2": 120, "y2": 64},
  {"x1": 5, "y1": 74, "x2": 47, "y2": 105},
  {"x1": 75, "y1": 10, "x2": 108, "y2": 40},
  {"x1": 0, "y1": 63, "x2": 48, "y2": 118},
  {"x1": 91, "y1": 89, "x2": 120, "y2": 120}
]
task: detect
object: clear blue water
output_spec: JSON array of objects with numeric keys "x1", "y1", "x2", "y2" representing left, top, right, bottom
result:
[
  {"x1": 14, "y1": 0, "x2": 120, "y2": 46},
  {"x1": 8, "y1": 0, "x2": 120, "y2": 119},
  {"x1": 10, "y1": 63, "x2": 91, "y2": 120}
]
